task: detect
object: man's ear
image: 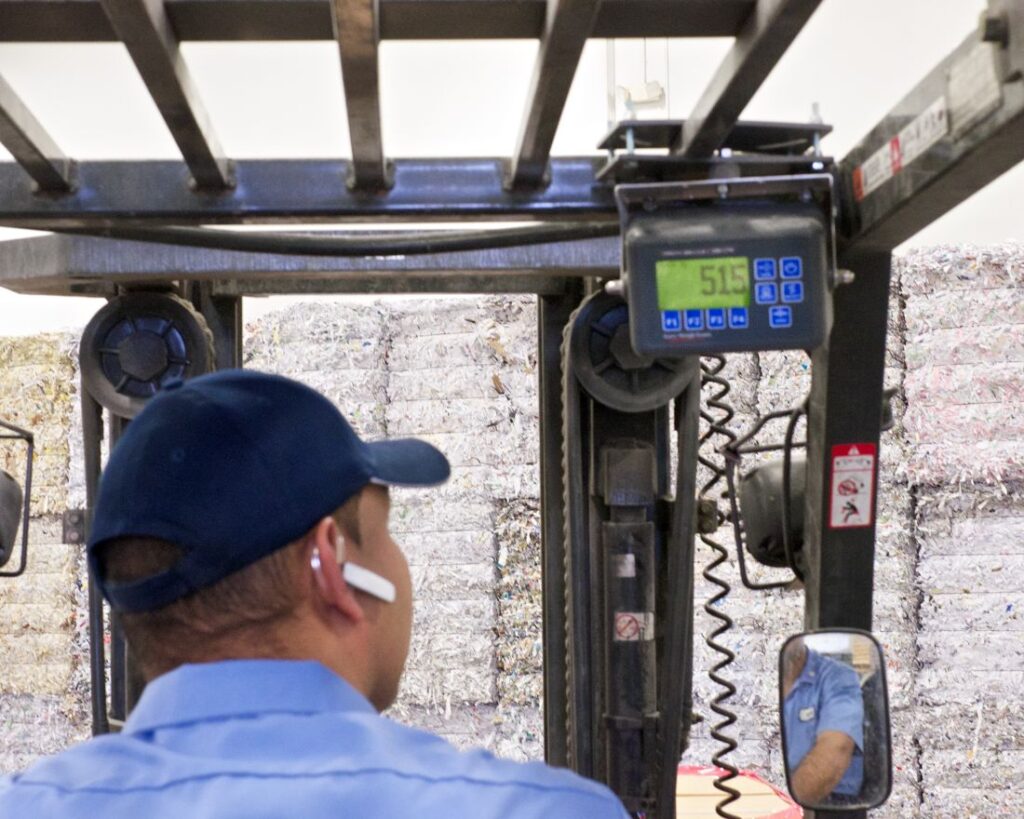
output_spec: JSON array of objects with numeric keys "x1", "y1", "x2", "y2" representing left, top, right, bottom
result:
[{"x1": 308, "y1": 516, "x2": 364, "y2": 625}]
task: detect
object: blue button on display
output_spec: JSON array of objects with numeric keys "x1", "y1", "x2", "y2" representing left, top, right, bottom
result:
[
  {"x1": 769, "y1": 306, "x2": 793, "y2": 328},
  {"x1": 707, "y1": 308, "x2": 726, "y2": 330},
  {"x1": 780, "y1": 257, "x2": 803, "y2": 278},
  {"x1": 729, "y1": 307, "x2": 749, "y2": 329},
  {"x1": 782, "y1": 281, "x2": 804, "y2": 303},
  {"x1": 662, "y1": 310, "x2": 682, "y2": 332},
  {"x1": 755, "y1": 282, "x2": 778, "y2": 304},
  {"x1": 684, "y1": 310, "x2": 703, "y2": 331},
  {"x1": 754, "y1": 258, "x2": 776, "y2": 280}
]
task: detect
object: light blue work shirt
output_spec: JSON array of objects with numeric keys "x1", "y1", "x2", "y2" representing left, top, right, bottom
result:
[
  {"x1": 0, "y1": 660, "x2": 628, "y2": 818},
  {"x1": 783, "y1": 649, "x2": 864, "y2": 797}
]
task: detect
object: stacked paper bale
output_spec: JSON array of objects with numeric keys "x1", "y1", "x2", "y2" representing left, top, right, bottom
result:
[
  {"x1": 384, "y1": 296, "x2": 541, "y2": 754},
  {"x1": 245, "y1": 296, "x2": 543, "y2": 752},
  {"x1": 0, "y1": 334, "x2": 87, "y2": 772},
  {"x1": 901, "y1": 245, "x2": 1024, "y2": 817}
]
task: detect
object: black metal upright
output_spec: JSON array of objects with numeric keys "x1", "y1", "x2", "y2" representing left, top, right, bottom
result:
[
  {"x1": 801, "y1": 248, "x2": 892, "y2": 819},
  {"x1": 538, "y1": 288, "x2": 583, "y2": 769},
  {"x1": 80, "y1": 384, "x2": 109, "y2": 737},
  {"x1": 192, "y1": 283, "x2": 243, "y2": 370}
]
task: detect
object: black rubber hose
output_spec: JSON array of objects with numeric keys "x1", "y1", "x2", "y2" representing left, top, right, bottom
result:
[
  {"x1": 59, "y1": 222, "x2": 620, "y2": 257},
  {"x1": 780, "y1": 403, "x2": 806, "y2": 583}
]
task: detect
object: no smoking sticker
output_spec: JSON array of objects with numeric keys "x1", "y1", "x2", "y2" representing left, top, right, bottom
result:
[
  {"x1": 613, "y1": 611, "x2": 654, "y2": 642},
  {"x1": 829, "y1": 444, "x2": 876, "y2": 529}
]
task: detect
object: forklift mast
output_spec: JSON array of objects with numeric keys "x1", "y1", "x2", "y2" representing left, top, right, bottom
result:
[{"x1": 0, "y1": 1, "x2": 1022, "y2": 817}]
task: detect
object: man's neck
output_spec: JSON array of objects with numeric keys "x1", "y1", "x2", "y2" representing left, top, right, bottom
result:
[{"x1": 782, "y1": 649, "x2": 808, "y2": 697}]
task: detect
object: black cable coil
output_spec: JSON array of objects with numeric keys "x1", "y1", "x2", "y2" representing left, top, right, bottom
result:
[{"x1": 697, "y1": 355, "x2": 742, "y2": 819}]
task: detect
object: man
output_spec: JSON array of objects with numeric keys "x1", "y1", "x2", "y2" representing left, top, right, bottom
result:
[
  {"x1": 781, "y1": 638, "x2": 865, "y2": 806},
  {"x1": 0, "y1": 370, "x2": 627, "y2": 818}
]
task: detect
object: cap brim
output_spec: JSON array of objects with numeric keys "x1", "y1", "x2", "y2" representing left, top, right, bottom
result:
[{"x1": 364, "y1": 438, "x2": 451, "y2": 488}]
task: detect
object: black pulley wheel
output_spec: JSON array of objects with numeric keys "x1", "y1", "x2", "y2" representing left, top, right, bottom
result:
[
  {"x1": 80, "y1": 293, "x2": 214, "y2": 418},
  {"x1": 568, "y1": 291, "x2": 694, "y2": 413}
]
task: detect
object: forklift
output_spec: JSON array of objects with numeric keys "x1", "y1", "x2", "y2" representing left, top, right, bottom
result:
[{"x1": 0, "y1": 0, "x2": 1022, "y2": 817}]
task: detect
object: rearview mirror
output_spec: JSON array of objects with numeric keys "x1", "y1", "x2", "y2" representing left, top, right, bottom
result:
[
  {"x1": 0, "y1": 469, "x2": 23, "y2": 567},
  {"x1": 779, "y1": 629, "x2": 892, "y2": 811}
]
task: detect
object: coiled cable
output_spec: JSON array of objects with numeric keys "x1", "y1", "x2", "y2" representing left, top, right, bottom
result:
[{"x1": 697, "y1": 356, "x2": 741, "y2": 819}]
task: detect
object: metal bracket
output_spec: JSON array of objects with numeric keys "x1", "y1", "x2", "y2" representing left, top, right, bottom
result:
[
  {"x1": 614, "y1": 172, "x2": 834, "y2": 220},
  {"x1": 986, "y1": 0, "x2": 1024, "y2": 82},
  {"x1": 0, "y1": 419, "x2": 33, "y2": 578},
  {"x1": 63, "y1": 508, "x2": 87, "y2": 547}
]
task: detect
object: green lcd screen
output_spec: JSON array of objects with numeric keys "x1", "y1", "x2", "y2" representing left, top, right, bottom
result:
[{"x1": 656, "y1": 257, "x2": 751, "y2": 311}]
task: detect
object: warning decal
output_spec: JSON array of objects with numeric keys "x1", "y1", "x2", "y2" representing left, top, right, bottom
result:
[
  {"x1": 853, "y1": 97, "x2": 949, "y2": 202},
  {"x1": 852, "y1": 140, "x2": 896, "y2": 202},
  {"x1": 829, "y1": 444, "x2": 877, "y2": 529},
  {"x1": 613, "y1": 611, "x2": 655, "y2": 642}
]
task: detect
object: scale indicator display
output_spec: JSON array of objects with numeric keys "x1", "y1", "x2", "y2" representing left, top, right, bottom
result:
[
  {"x1": 621, "y1": 198, "x2": 830, "y2": 356},
  {"x1": 656, "y1": 257, "x2": 751, "y2": 311}
]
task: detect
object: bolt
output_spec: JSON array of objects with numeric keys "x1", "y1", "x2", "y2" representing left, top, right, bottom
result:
[
  {"x1": 835, "y1": 269, "x2": 856, "y2": 286},
  {"x1": 604, "y1": 279, "x2": 625, "y2": 298},
  {"x1": 982, "y1": 14, "x2": 1009, "y2": 47}
]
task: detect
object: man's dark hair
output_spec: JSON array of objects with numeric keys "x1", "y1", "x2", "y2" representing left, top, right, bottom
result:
[{"x1": 96, "y1": 496, "x2": 362, "y2": 678}]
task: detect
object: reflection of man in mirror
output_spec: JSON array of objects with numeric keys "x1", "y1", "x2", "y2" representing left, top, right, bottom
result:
[{"x1": 782, "y1": 640, "x2": 864, "y2": 804}]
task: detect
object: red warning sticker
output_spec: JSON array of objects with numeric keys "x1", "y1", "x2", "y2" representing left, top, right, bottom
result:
[
  {"x1": 613, "y1": 611, "x2": 654, "y2": 642},
  {"x1": 829, "y1": 444, "x2": 877, "y2": 529}
]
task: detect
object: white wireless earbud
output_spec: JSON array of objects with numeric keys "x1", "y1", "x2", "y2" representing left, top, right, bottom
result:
[
  {"x1": 343, "y1": 563, "x2": 396, "y2": 604},
  {"x1": 310, "y1": 544, "x2": 395, "y2": 604}
]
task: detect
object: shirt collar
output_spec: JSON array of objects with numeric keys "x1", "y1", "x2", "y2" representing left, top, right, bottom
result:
[
  {"x1": 792, "y1": 648, "x2": 824, "y2": 691},
  {"x1": 124, "y1": 659, "x2": 376, "y2": 735}
]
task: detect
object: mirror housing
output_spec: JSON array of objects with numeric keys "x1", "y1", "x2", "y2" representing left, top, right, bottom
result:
[
  {"x1": 0, "y1": 469, "x2": 23, "y2": 568},
  {"x1": 737, "y1": 453, "x2": 806, "y2": 573},
  {"x1": 779, "y1": 629, "x2": 892, "y2": 812}
]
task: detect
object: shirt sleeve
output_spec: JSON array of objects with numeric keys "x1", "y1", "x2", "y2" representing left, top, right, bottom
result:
[{"x1": 817, "y1": 663, "x2": 865, "y2": 751}]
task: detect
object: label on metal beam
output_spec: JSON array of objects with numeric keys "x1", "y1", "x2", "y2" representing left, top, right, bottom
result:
[
  {"x1": 612, "y1": 553, "x2": 637, "y2": 578},
  {"x1": 829, "y1": 443, "x2": 876, "y2": 529},
  {"x1": 947, "y1": 42, "x2": 1003, "y2": 139},
  {"x1": 852, "y1": 140, "x2": 897, "y2": 202},
  {"x1": 853, "y1": 97, "x2": 949, "y2": 202},
  {"x1": 896, "y1": 97, "x2": 948, "y2": 168}
]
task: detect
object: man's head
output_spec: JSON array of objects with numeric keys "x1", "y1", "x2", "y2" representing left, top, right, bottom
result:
[{"x1": 88, "y1": 370, "x2": 448, "y2": 710}]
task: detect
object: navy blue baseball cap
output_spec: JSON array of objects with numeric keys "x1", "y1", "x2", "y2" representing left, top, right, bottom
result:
[{"x1": 88, "y1": 369, "x2": 450, "y2": 613}]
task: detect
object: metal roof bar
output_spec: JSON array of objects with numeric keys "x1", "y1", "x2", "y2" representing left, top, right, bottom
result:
[
  {"x1": 507, "y1": 0, "x2": 601, "y2": 190},
  {"x1": 0, "y1": 158, "x2": 616, "y2": 227},
  {"x1": 0, "y1": 0, "x2": 755, "y2": 42},
  {"x1": 331, "y1": 0, "x2": 389, "y2": 191},
  {"x1": 0, "y1": 232, "x2": 615, "y2": 296},
  {"x1": 100, "y1": 0, "x2": 233, "y2": 189},
  {"x1": 839, "y1": 13, "x2": 1024, "y2": 253},
  {"x1": 675, "y1": 0, "x2": 822, "y2": 158},
  {"x1": 0, "y1": 74, "x2": 73, "y2": 191}
]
